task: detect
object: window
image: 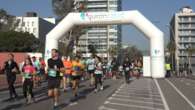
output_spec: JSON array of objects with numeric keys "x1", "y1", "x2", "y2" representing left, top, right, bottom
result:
[
  {"x1": 179, "y1": 24, "x2": 190, "y2": 28},
  {"x1": 109, "y1": 1, "x2": 117, "y2": 5},
  {"x1": 22, "y1": 22, "x2": 25, "y2": 26},
  {"x1": 109, "y1": 32, "x2": 117, "y2": 36},
  {"x1": 25, "y1": 27, "x2": 27, "y2": 32},
  {"x1": 192, "y1": 17, "x2": 195, "y2": 21},
  {"x1": 33, "y1": 28, "x2": 36, "y2": 33},
  {"x1": 26, "y1": 21, "x2": 29, "y2": 27},
  {"x1": 191, "y1": 24, "x2": 195, "y2": 28},
  {"x1": 32, "y1": 21, "x2": 34, "y2": 26},
  {"x1": 109, "y1": 7, "x2": 117, "y2": 11},
  {"x1": 88, "y1": 8, "x2": 107, "y2": 12},
  {"x1": 110, "y1": 25, "x2": 118, "y2": 30}
]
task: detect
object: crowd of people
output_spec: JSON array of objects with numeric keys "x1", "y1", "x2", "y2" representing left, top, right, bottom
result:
[{"x1": 2, "y1": 49, "x2": 143, "y2": 109}]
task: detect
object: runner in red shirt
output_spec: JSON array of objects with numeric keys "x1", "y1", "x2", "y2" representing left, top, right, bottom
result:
[{"x1": 22, "y1": 57, "x2": 36, "y2": 104}]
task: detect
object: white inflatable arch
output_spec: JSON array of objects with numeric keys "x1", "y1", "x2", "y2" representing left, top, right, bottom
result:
[{"x1": 45, "y1": 10, "x2": 165, "y2": 78}]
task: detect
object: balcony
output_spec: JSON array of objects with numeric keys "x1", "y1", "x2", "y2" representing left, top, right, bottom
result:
[
  {"x1": 178, "y1": 27, "x2": 195, "y2": 30},
  {"x1": 178, "y1": 40, "x2": 195, "y2": 43},
  {"x1": 179, "y1": 53, "x2": 195, "y2": 57},
  {"x1": 178, "y1": 20, "x2": 195, "y2": 23},
  {"x1": 87, "y1": 30, "x2": 107, "y2": 33},
  {"x1": 87, "y1": 0, "x2": 107, "y2": 2},
  {"x1": 109, "y1": 29, "x2": 117, "y2": 32},
  {"x1": 87, "y1": 4, "x2": 107, "y2": 8},
  {"x1": 179, "y1": 33, "x2": 195, "y2": 36}
]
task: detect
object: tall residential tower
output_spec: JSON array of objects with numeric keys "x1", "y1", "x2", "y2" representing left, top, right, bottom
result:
[
  {"x1": 74, "y1": 0, "x2": 122, "y2": 58},
  {"x1": 170, "y1": 6, "x2": 195, "y2": 75}
]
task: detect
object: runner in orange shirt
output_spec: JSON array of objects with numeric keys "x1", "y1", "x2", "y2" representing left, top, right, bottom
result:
[
  {"x1": 63, "y1": 56, "x2": 72, "y2": 92},
  {"x1": 71, "y1": 56, "x2": 82, "y2": 98}
]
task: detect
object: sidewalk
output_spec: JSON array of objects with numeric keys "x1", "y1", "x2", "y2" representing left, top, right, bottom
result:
[{"x1": 0, "y1": 74, "x2": 22, "y2": 91}]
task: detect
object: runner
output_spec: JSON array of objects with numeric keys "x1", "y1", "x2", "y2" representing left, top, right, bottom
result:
[
  {"x1": 3, "y1": 53, "x2": 19, "y2": 100},
  {"x1": 123, "y1": 57, "x2": 131, "y2": 84},
  {"x1": 137, "y1": 59, "x2": 142, "y2": 79},
  {"x1": 102, "y1": 59, "x2": 107, "y2": 79},
  {"x1": 94, "y1": 56, "x2": 104, "y2": 93},
  {"x1": 106, "y1": 60, "x2": 112, "y2": 79},
  {"x1": 47, "y1": 49, "x2": 64, "y2": 108},
  {"x1": 111, "y1": 57, "x2": 118, "y2": 80},
  {"x1": 86, "y1": 55, "x2": 95, "y2": 86},
  {"x1": 63, "y1": 56, "x2": 72, "y2": 92},
  {"x1": 32, "y1": 56, "x2": 41, "y2": 87},
  {"x1": 118, "y1": 65, "x2": 124, "y2": 77},
  {"x1": 39, "y1": 57, "x2": 46, "y2": 82},
  {"x1": 80, "y1": 57, "x2": 86, "y2": 81},
  {"x1": 22, "y1": 57, "x2": 36, "y2": 104},
  {"x1": 71, "y1": 56, "x2": 82, "y2": 98}
]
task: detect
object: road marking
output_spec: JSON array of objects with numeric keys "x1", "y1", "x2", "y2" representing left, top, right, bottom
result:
[
  {"x1": 98, "y1": 106, "x2": 117, "y2": 110},
  {"x1": 186, "y1": 83, "x2": 190, "y2": 85},
  {"x1": 115, "y1": 90, "x2": 160, "y2": 96},
  {"x1": 154, "y1": 79, "x2": 170, "y2": 110},
  {"x1": 105, "y1": 101, "x2": 164, "y2": 110},
  {"x1": 108, "y1": 97, "x2": 163, "y2": 106},
  {"x1": 34, "y1": 95, "x2": 48, "y2": 101},
  {"x1": 116, "y1": 90, "x2": 160, "y2": 96},
  {"x1": 119, "y1": 87, "x2": 154, "y2": 90},
  {"x1": 112, "y1": 94, "x2": 162, "y2": 101},
  {"x1": 166, "y1": 79, "x2": 195, "y2": 109},
  {"x1": 69, "y1": 102, "x2": 78, "y2": 106},
  {"x1": 118, "y1": 88, "x2": 159, "y2": 93},
  {"x1": 115, "y1": 92, "x2": 161, "y2": 98},
  {"x1": 186, "y1": 79, "x2": 195, "y2": 83}
]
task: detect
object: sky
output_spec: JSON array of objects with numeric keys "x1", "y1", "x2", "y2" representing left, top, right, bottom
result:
[{"x1": 0, "y1": 0, "x2": 195, "y2": 50}]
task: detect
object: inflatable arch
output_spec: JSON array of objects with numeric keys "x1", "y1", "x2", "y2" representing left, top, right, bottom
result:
[{"x1": 45, "y1": 10, "x2": 165, "y2": 78}]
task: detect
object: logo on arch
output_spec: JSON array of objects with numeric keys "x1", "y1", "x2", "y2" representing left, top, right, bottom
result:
[
  {"x1": 80, "y1": 12, "x2": 85, "y2": 20},
  {"x1": 154, "y1": 49, "x2": 160, "y2": 55}
]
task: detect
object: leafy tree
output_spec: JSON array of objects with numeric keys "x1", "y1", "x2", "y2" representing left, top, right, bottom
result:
[
  {"x1": 124, "y1": 45, "x2": 142, "y2": 60},
  {"x1": 0, "y1": 31, "x2": 40, "y2": 52},
  {"x1": 52, "y1": 0, "x2": 87, "y2": 56},
  {"x1": 186, "y1": 45, "x2": 195, "y2": 70},
  {"x1": 52, "y1": 0, "x2": 74, "y2": 18}
]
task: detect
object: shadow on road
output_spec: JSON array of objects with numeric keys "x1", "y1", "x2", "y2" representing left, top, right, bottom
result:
[
  {"x1": 1, "y1": 103, "x2": 23, "y2": 110},
  {"x1": 1, "y1": 95, "x2": 24, "y2": 103}
]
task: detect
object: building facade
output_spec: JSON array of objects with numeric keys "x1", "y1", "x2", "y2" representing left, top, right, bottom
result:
[
  {"x1": 15, "y1": 12, "x2": 56, "y2": 51},
  {"x1": 74, "y1": 0, "x2": 122, "y2": 58},
  {"x1": 170, "y1": 6, "x2": 195, "y2": 74}
]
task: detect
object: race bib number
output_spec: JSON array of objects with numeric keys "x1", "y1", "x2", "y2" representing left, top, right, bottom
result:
[
  {"x1": 74, "y1": 66, "x2": 80, "y2": 71},
  {"x1": 48, "y1": 69, "x2": 57, "y2": 77},
  {"x1": 125, "y1": 67, "x2": 130, "y2": 71},
  {"x1": 24, "y1": 73, "x2": 31, "y2": 79},
  {"x1": 95, "y1": 70, "x2": 103, "y2": 74},
  {"x1": 88, "y1": 65, "x2": 94, "y2": 70}
]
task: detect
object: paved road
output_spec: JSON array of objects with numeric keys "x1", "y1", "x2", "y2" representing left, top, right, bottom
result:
[
  {"x1": 99, "y1": 78, "x2": 165, "y2": 110},
  {"x1": 0, "y1": 78, "x2": 123, "y2": 110},
  {"x1": 158, "y1": 78, "x2": 195, "y2": 110},
  {"x1": 1, "y1": 77, "x2": 195, "y2": 110}
]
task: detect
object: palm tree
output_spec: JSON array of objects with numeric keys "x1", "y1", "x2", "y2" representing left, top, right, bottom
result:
[{"x1": 186, "y1": 45, "x2": 195, "y2": 74}]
